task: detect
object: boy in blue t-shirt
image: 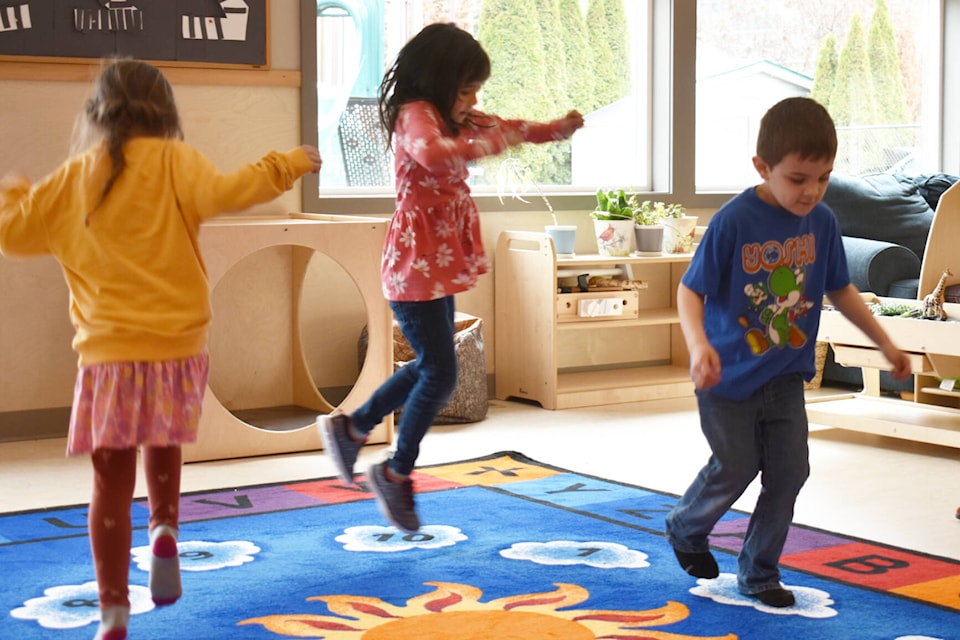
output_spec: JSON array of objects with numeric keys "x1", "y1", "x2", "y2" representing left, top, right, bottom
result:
[{"x1": 665, "y1": 97, "x2": 911, "y2": 608}]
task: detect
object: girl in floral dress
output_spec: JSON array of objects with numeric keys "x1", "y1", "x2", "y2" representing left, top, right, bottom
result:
[{"x1": 320, "y1": 23, "x2": 583, "y2": 532}]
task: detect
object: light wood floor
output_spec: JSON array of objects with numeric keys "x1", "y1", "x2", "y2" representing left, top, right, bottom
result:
[{"x1": 2, "y1": 393, "x2": 958, "y2": 561}]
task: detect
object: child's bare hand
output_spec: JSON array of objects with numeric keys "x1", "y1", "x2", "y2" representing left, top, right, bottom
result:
[
  {"x1": 689, "y1": 344, "x2": 722, "y2": 390},
  {"x1": 556, "y1": 110, "x2": 585, "y2": 139},
  {"x1": 884, "y1": 345, "x2": 912, "y2": 380},
  {"x1": 301, "y1": 145, "x2": 322, "y2": 173}
]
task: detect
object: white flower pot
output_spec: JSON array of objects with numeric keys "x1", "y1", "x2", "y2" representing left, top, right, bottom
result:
[
  {"x1": 592, "y1": 218, "x2": 634, "y2": 256},
  {"x1": 661, "y1": 216, "x2": 698, "y2": 254}
]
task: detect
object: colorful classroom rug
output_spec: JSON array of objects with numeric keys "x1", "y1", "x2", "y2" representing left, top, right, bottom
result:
[{"x1": 2, "y1": 451, "x2": 958, "y2": 639}]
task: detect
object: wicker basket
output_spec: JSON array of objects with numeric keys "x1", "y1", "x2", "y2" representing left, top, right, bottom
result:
[
  {"x1": 358, "y1": 313, "x2": 488, "y2": 424},
  {"x1": 804, "y1": 341, "x2": 829, "y2": 390}
]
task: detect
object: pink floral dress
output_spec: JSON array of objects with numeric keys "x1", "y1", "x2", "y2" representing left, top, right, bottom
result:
[{"x1": 382, "y1": 101, "x2": 568, "y2": 302}]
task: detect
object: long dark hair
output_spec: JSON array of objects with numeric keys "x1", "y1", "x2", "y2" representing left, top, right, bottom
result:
[
  {"x1": 83, "y1": 59, "x2": 183, "y2": 211},
  {"x1": 378, "y1": 23, "x2": 491, "y2": 146}
]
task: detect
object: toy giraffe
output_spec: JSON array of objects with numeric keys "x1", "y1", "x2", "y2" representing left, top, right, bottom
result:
[{"x1": 921, "y1": 268, "x2": 952, "y2": 320}]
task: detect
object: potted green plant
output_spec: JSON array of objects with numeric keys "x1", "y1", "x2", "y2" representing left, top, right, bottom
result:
[
  {"x1": 659, "y1": 202, "x2": 698, "y2": 254},
  {"x1": 632, "y1": 200, "x2": 666, "y2": 254},
  {"x1": 592, "y1": 188, "x2": 636, "y2": 221},
  {"x1": 591, "y1": 188, "x2": 636, "y2": 256}
]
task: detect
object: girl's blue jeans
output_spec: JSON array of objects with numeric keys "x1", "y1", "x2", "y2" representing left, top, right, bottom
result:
[
  {"x1": 351, "y1": 296, "x2": 458, "y2": 476},
  {"x1": 664, "y1": 373, "x2": 810, "y2": 594}
]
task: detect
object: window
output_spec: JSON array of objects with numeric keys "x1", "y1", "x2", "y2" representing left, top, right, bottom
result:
[
  {"x1": 302, "y1": 0, "x2": 652, "y2": 197},
  {"x1": 696, "y1": 0, "x2": 941, "y2": 191},
  {"x1": 301, "y1": 1, "x2": 956, "y2": 213}
]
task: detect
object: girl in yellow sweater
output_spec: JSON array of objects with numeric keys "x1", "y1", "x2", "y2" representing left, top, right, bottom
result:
[{"x1": 0, "y1": 59, "x2": 321, "y2": 640}]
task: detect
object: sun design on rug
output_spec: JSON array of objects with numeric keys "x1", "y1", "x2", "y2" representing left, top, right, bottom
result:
[{"x1": 239, "y1": 581, "x2": 735, "y2": 639}]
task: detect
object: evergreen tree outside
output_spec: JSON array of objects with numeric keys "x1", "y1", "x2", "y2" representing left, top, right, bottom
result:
[
  {"x1": 866, "y1": 0, "x2": 911, "y2": 170},
  {"x1": 477, "y1": 0, "x2": 549, "y2": 120},
  {"x1": 831, "y1": 13, "x2": 879, "y2": 171},
  {"x1": 810, "y1": 34, "x2": 838, "y2": 111},
  {"x1": 830, "y1": 13, "x2": 875, "y2": 127},
  {"x1": 867, "y1": 0, "x2": 908, "y2": 124},
  {"x1": 585, "y1": 0, "x2": 616, "y2": 110},
  {"x1": 602, "y1": 0, "x2": 631, "y2": 103},
  {"x1": 534, "y1": 0, "x2": 574, "y2": 184},
  {"x1": 476, "y1": 0, "x2": 561, "y2": 184},
  {"x1": 558, "y1": 0, "x2": 594, "y2": 109},
  {"x1": 536, "y1": 0, "x2": 567, "y2": 104}
]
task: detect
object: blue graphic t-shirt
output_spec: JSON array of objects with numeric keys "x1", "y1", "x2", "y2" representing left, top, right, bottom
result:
[{"x1": 682, "y1": 187, "x2": 849, "y2": 400}]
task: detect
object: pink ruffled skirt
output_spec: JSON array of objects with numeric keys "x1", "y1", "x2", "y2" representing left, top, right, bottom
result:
[{"x1": 67, "y1": 352, "x2": 210, "y2": 456}]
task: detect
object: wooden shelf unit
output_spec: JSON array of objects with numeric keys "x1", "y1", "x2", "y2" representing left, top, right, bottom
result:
[
  {"x1": 494, "y1": 230, "x2": 695, "y2": 410},
  {"x1": 808, "y1": 300, "x2": 960, "y2": 448},
  {"x1": 183, "y1": 214, "x2": 394, "y2": 462},
  {"x1": 806, "y1": 181, "x2": 960, "y2": 448}
]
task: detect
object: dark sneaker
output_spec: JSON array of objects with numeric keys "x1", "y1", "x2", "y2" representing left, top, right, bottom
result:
[
  {"x1": 749, "y1": 587, "x2": 795, "y2": 608},
  {"x1": 318, "y1": 414, "x2": 365, "y2": 484},
  {"x1": 367, "y1": 461, "x2": 420, "y2": 533},
  {"x1": 672, "y1": 547, "x2": 719, "y2": 579}
]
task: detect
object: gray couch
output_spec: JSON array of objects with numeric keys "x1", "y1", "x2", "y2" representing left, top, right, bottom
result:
[{"x1": 820, "y1": 172, "x2": 959, "y2": 392}]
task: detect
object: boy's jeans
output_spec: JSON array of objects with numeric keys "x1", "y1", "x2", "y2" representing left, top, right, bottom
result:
[
  {"x1": 352, "y1": 296, "x2": 458, "y2": 476},
  {"x1": 664, "y1": 373, "x2": 810, "y2": 594}
]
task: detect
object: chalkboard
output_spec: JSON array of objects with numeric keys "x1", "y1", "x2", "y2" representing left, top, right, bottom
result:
[{"x1": 0, "y1": 0, "x2": 268, "y2": 68}]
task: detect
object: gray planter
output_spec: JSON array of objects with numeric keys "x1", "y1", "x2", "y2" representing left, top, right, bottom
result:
[{"x1": 634, "y1": 224, "x2": 664, "y2": 255}]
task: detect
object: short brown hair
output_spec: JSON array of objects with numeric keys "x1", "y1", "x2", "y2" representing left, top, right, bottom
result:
[{"x1": 756, "y1": 97, "x2": 837, "y2": 167}]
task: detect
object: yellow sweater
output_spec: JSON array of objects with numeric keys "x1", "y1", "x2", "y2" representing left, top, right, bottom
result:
[{"x1": 0, "y1": 137, "x2": 313, "y2": 366}]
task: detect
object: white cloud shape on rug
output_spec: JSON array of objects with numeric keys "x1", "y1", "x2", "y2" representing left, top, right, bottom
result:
[
  {"x1": 337, "y1": 525, "x2": 467, "y2": 552},
  {"x1": 132, "y1": 540, "x2": 260, "y2": 572},
  {"x1": 895, "y1": 637, "x2": 945, "y2": 640},
  {"x1": 500, "y1": 540, "x2": 650, "y2": 569},
  {"x1": 690, "y1": 573, "x2": 837, "y2": 618},
  {"x1": 11, "y1": 581, "x2": 153, "y2": 630}
]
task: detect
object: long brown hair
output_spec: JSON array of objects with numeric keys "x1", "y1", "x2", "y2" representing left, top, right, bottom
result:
[{"x1": 80, "y1": 59, "x2": 183, "y2": 217}]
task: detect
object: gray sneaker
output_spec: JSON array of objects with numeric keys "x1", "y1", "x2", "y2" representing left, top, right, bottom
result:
[
  {"x1": 318, "y1": 414, "x2": 365, "y2": 484},
  {"x1": 367, "y1": 461, "x2": 420, "y2": 533}
]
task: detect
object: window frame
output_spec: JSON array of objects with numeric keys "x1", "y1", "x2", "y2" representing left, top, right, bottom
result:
[{"x1": 300, "y1": 0, "x2": 959, "y2": 216}]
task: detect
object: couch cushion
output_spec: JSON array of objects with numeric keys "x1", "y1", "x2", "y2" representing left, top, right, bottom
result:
[
  {"x1": 823, "y1": 173, "x2": 934, "y2": 260},
  {"x1": 887, "y1": 279, "x2": 920, "y2": 299},
  {"x1": 915, "y1": 173, "x2": 960, "y2": 210},
  {"x1": 841, "y1": 236, "x2": 921, "y2": 297}
]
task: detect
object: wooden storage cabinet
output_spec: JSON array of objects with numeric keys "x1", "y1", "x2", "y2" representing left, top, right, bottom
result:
[
  {"x1": 808, "y1": 300, "x2": 960, "y2": 448},
  {"x1": 495, "y1": 230, "x2": 695, "y2": 410},
  {"x1": 805, "y1": 181, "x2": 960, "y2": 448}
]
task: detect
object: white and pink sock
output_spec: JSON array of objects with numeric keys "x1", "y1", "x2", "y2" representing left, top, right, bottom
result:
[
  {"x1": 93, "y1": 605, "x2": 128, "y2": 640},
  {"x1": 149, "y1": 524, "x2": 181, "y2": 606}
]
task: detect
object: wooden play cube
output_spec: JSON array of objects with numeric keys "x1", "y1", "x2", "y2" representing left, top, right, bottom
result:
[{"x1": 182, "y1": 213, "x2": 393, "y2": 463}]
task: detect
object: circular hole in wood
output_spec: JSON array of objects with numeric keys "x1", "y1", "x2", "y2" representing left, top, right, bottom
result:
[{"x1": 207, "y1": 246, "x2": 365, "y2": 431}]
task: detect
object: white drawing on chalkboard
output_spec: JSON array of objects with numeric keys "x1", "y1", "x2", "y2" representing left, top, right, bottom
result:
[
  {"x1": 182, "y1": 0, "x2": 248, "y2": 42},
  {"x1": 0, "y1": 3, "x2": 32, "y2": 32},
  {"x1": 74, "y1": 1, "x2": 144, "y2": 33}
]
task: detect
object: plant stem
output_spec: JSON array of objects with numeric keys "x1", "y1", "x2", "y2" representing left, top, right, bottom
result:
[{"x1": 496, "y1": 158, "x2": 558, "y2": 226}]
